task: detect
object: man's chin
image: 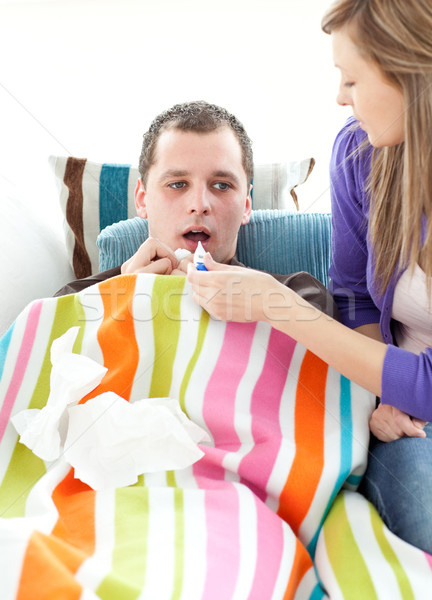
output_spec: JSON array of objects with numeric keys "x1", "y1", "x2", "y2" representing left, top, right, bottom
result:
[{"x1": 209, "y1": 252, "x2": 234, "y2": 265}]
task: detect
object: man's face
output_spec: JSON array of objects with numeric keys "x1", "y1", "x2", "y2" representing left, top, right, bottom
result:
[{"x1": 135, "y1": 126, "x2": 252, "y2": 264}]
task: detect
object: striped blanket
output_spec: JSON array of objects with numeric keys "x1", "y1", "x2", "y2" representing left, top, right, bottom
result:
[{"x1": 0, "y1": 274, "x2": 430, "y2": 599}]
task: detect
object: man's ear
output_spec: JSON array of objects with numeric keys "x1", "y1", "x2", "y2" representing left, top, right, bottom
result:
[
  {"x1": 134, "y1": 179, "x2": 148, "y2": 219},
  {"x1": 241, "y1": 183, "x2": 253, "y2": 225}
]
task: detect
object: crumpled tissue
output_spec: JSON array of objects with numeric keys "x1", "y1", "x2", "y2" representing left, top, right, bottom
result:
[
  {"x1": 174, "y1": 248, "x2": 191, "y2": 262},
  {"x1": 64, "y1": 393, "x2": 211, "y2": 490},
  {"x1": 12, "y1": 327, "x2": 107, "y2": 461},
  {"x1": 12, "y1": 327, "x2": 211, "y2": 490}
]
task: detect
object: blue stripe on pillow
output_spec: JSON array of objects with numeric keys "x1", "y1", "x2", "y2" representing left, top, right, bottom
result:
[{"x1": 99, "y1": 163, "x2": 131, "y2": 232}]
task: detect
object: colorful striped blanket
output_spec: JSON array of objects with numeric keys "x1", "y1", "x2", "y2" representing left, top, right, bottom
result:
[{"x1": 0, "y1": 274, "x2": 431, "y2": 599}]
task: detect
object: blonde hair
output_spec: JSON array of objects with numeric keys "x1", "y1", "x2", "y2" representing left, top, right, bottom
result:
[{"x1": 322, "y1": 0, "x2": 432, "y2": 295}]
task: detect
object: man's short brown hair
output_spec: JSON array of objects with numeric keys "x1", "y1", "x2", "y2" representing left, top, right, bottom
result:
[{"x1": 138, "y1": 100, "x2": 253, "y2": 186}]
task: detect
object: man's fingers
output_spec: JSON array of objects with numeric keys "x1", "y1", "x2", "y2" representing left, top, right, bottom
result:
[
  {"x1": 122, "y1": 237, "x2": 179, "y2": 275},
  {"x1": 134, "y1": 258, "x2": 173, "y2": 275},
  {"x1": 140, "y1": 238, "x2": 178, "y2": 269}
]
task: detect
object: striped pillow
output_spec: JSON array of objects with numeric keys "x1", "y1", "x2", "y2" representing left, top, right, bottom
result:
[{"x1": 49, "y1": 155, "x2": 315, "y2": 279}]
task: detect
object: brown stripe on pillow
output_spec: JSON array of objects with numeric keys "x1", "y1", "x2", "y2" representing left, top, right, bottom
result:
[
  {"x1": 64, "y1": 157, "x2": 92, "y2": 278},
  {"x1": 290, "y1": 158, "x2": 316, "y2": 211}
]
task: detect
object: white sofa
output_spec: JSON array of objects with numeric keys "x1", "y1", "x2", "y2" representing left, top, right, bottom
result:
[{"x1": 0, "y1": 192, "x2": 74, "y2": 337}]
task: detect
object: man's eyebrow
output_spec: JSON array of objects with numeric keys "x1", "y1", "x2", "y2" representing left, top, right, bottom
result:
[
  {"x1": 160, "y1": 169, "x2": 190, "y2": 179},
  {"x1": 159, "y1": 169, "x2": 241, "y2": 184},
  {"x1": 213, "y1": 170, "x2": 241, "y2": 185}
]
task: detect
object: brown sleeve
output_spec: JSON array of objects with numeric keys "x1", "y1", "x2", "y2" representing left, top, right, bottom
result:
[
  {"x1": 228, "y1": 257, "x2": 340, "y2": 321},
  {"x1": 54, "y1": 267, "x2": 122, "y2": 297},
  {"x1": 270, "y1": 271, "x2": 341, "y2": 320}
]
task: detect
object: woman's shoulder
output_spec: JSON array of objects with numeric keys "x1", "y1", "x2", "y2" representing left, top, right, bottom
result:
[
  {"x1": 332, "y1": 116, "x2": 370, "y2": 160},
  {"x1": 330, "y1": 117, "x2": 373, "y2": 201}
]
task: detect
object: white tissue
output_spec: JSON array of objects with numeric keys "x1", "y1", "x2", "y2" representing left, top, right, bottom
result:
[
  {"x1": 12, "y1": 327, "x2": 107, "y2": 461},
  {"x1": 11, "y1": 326, "x2": 210, "y2": 490},
  {"x1": 174, "y1": 248, "x2": 191, "y2": 262},
  {"x1": 64, "y1": 393, "x2": 211, "y2": 490}
]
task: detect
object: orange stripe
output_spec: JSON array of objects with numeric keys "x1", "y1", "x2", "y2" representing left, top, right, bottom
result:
[
  {"x1": 277, "y1": 351, "x2": 328, "y2": 533},
  {"x1": 16, "y1": 274, "x2": 142, "y2": 596},
  {"x1": 39, "y1": 275, "x2": 140, "y2": 584},
  {"x1": 51, "y1": 469, "x2": 96, "y2": 554},
  {"x1": 283, "y1": 538, "x2": 313, "y2": 600},
  {"x1": 17, "y1": 530, "x2": 85, "y2": 600},
  {"x1": 81, "y1": 274, "x2": 139, "y2": 402}
]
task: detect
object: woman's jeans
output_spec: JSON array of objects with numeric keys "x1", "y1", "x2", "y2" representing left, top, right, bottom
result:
[{"x1": 359, "y1": 422, "x2": 432, "y2": 554}]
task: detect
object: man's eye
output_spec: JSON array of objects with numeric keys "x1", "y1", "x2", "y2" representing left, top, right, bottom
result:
[
  {"x1": 344, "y1": 81, "x2": 355, "y2": 88},
  {"x1": 213, "y1": 182, "x2": 231, "y2": 191},
  {"x1": 169, "y1": 182, "x2": 186, "y2": 189}
]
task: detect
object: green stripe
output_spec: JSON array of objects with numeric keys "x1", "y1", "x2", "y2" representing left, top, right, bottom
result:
[
  {"x1": 166, "y1": 471, "x2": 177, "y2": 487},
  {"x1": 178, "y1": 311, "x2": 209, "y2": 416},
  {"x1": 149, "y1": 277, "x2": 185, "y2": 398},
  {"x1": 97, "y1": 487, "x2": 150, "y2": 600},
  {"x1": 0, "y1": 295, "x2": 85, "y2": 518},
  {"x1": 323, "y1": 493, "x2": 377, "y2": 599},
  {"x1": 170, "y1": 487, "x2": 185, "y2": 600},
  {"x1": 369, "y1": 503, "x2": 415, "y2": 599},
  {"x1": 166, "y1": 472, "x2": 185, "y2": 600},
  {"x1": 97, "y1": 478, "x2": 185, "y2": 600},
  {"x1": 31, "y1": 295, "x2": 85, "y2": 410}
]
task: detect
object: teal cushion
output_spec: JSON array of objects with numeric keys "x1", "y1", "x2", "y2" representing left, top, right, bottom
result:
[{"x1": 97, "y1": 210, "x2": 332, "y2": 285}]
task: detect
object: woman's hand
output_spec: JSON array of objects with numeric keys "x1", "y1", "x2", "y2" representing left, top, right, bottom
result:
[
  {"x1": 186, "y1": 253, "x2": 292, "y2": 323},
  {"x1": 370, "y1": 404, "x2": 427, "y2": 442}
]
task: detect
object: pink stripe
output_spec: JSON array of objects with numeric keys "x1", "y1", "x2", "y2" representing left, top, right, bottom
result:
[
  {"x1": 238, "y1": 329, "x2": 297, "y2": 501},
  {"x1": 194, "y1": 458, "x2": 240, "y2": 600},
  {"x1": 202, "y1": 321, "x2": 257, "y2": 450},
  {"x1": 0, "y1": 301, "x2": 43, "y2": 441},
  {"x1": 425, "y1": 552, "x2": 432, "y2": 569},
  {"x1": 191, "y1": 323, "x2": 258, "y2": 598},
  {"x1": 248, "y1": 495, "x2": 285, "y2": 599},
  {"x1": 192, "y1": 325, "x2": 294, "y2": 599}
]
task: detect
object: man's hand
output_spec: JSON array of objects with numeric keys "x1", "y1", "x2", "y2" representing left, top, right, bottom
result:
[
  {"x1": 121, "y1": 237, "x2": 179, "y2": 275},
  {"x1": 370, "y1": 404, "x2": 427, "y2": 442},
  {"x1": 171, "y1": 254, "x2": 194, "y2": 276}
]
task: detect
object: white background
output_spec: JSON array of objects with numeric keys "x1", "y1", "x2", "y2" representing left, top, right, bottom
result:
[{"x1": 0, "y1": 0, "x2": 351, "y2": 230}]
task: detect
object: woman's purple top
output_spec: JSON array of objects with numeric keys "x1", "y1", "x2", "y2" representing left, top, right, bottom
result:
[{"x1": 329, "y1": 117, "x2": 432, "y2": 420}]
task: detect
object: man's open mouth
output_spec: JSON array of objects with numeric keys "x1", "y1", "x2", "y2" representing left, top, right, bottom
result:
[{"x1": 183, "y1": 230, "x2": 210, "y2": 243}]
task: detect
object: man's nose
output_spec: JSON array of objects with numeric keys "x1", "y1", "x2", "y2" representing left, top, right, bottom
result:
[{"x1": 187, "y1": 186, "x2": 211, "y2": 214}]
